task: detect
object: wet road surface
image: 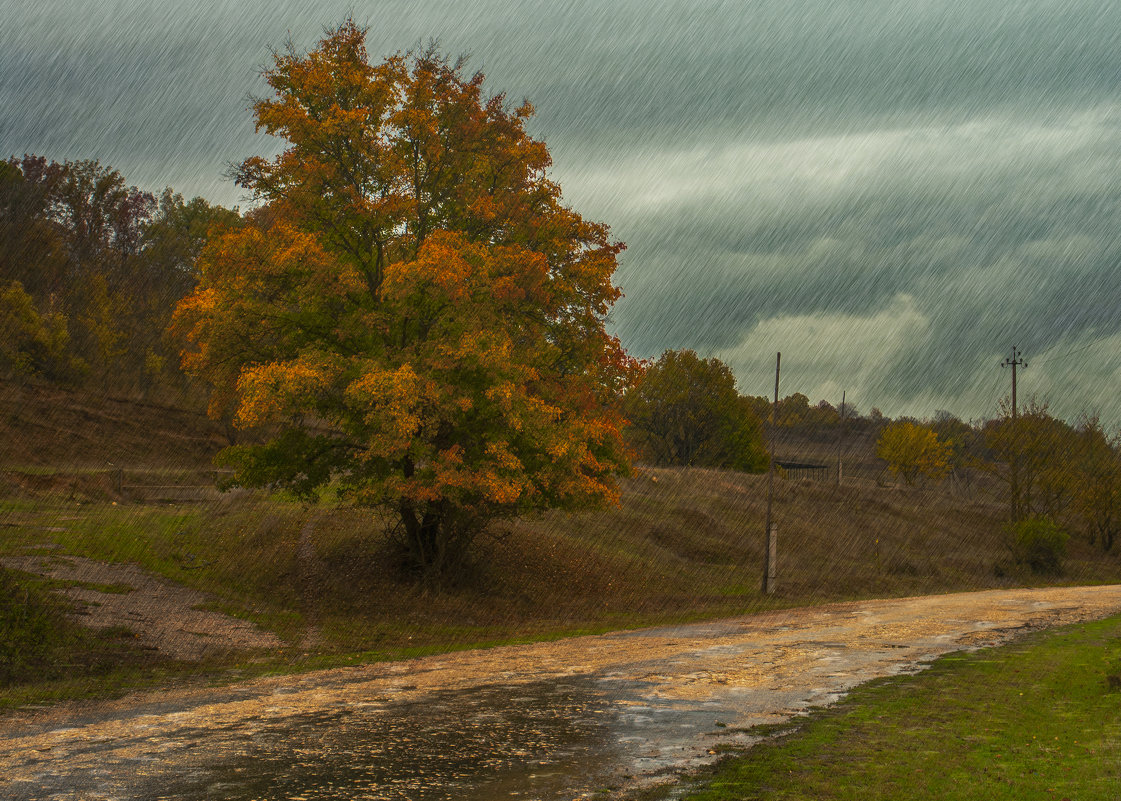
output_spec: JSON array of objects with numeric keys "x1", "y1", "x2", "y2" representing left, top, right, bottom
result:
[{"x1": 3, "y1": 585, "x2": 1120, "y2": 800}]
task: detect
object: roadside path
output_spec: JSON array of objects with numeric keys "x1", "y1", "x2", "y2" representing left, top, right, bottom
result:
[
  {"x1": 4, "y1": 584, "x2": 1120, "y2": 800},
  {"x1": 0, "y1": 554, "x2": 282, "y2": 660}
]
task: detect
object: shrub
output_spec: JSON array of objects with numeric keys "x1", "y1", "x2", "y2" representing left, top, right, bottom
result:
[
  {"x1": 876, "y1": 421, "x2": 951, "y2": 486},
  {"x1": 0, "y1": 569, "x2": 67, "y2": 685},
  {"x1": 1005, "y1": 516, "x2": 1068, "y2": 575},
  {"x1": 0, "y1": 281, "x2": 73, "y2": 380}
]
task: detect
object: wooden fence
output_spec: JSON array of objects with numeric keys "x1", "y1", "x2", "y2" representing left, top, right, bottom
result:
[{"x1": 111, "y1": 468, "x2": 234, "y2": 503}]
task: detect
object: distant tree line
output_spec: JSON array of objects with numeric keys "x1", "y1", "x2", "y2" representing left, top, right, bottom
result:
[
  {"x1": 622, "y1": 350, "x2": 888, "y2": 473},
  {"x1": 0, "y1": 155, "x2": 236, "y2": 393},
  {"x1": 874, "y1": 403, "x2": 1121, "y2": 561},
  {"x1": 626, "y1": 348, "x2": 1121, "y2": 562}
]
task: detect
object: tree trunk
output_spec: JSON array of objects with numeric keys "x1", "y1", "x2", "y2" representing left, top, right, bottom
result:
[{"x1": 396, "y1": 499, "x2": 475, "y2": 582}]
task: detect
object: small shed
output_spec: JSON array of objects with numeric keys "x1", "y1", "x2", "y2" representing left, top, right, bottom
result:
[{"x1": 775, "y1": 460, "x2": 830, "y2": 481}]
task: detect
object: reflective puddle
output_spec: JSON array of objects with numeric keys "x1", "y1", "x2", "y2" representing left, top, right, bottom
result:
[{"x1": 124, "y1": 678, "x2": 712, "y2": 801}]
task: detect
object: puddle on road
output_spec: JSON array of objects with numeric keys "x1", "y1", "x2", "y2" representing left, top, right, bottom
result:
[
  {"x1": 40, "y1": 677, "x2": 728, "y2": 801},
  {"x1": 10, "y1": 647, "x2": 936, "y2": 800}
]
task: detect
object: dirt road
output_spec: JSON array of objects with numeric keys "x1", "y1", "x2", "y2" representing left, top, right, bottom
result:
[{"x1": 4, "y1": 584, "x2": 1120, "y2": 800}]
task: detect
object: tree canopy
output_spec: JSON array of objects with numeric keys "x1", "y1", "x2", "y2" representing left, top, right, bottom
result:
[
  {"x1": 174, "y1": 21, "x2": 633, "y2": 578},
  {"x1": 623, "y1": 349, "x2": 768, "y2": 472},
  {"x1": 1068, "y1": 418, "x2": 1121, "y2": 552},
  {"x1": 982, "y1": 400, "x2": 1079, "y2": 520}
]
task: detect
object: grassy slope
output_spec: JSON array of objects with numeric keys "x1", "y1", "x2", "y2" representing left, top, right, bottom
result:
[
  {"x1": 680, "y1": 614, "x2": 1121, "y2": 800},
  {"x1": 4, "y1": 468, "x2": 1120, "y2": 662},
  {"x1": 0, "y1": 380, "x2": 225, "y2": 469}
]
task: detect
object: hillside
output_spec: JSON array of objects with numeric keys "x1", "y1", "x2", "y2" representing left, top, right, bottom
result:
[
  {"x1": 4, "y1": 461, "x2": 1119, "y2": 659},
  {"x1": 0, "y1": 381, "x2": 225, "y2": 469},
  {"x1": 2, "y1": 417, "x2": 1120, "y2": 704}
]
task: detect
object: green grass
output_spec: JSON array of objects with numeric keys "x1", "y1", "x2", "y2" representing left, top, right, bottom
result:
[
  {"x1": 0, "y1": 568, "x2": 176, "y2": 705},
  {"x1": 680, "y1": 615, "x2": 1121, "y2": 800},
  {"x1": 0, "y1": 496, "x2": 305, "y2": 634}
]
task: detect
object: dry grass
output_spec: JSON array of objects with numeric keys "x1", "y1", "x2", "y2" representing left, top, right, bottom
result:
[
  {"x1": 0, "y1": 380, "x2": 225, "y2": 469},
  {"x1": 275, "y1": 466, "x2": 1121, "y2": 654},
  {"x1": 3, "y1": 381, "x2": 1120, "y2": 679}
]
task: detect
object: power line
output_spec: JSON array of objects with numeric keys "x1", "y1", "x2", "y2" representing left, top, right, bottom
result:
[{"x1": 1030, "y1": 335, "x2": 1115, "y2": 366}]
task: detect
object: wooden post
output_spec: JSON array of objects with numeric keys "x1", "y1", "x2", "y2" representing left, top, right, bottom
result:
[
  {"x1": 766, "y1": 522, "x2": 777, "y2": 590},
  {"x1": 763, "y1": 352, "x2": 780, "y2": 595}
]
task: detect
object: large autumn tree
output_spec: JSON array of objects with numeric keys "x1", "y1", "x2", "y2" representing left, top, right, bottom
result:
[{"x1": 174, "y1": 21, "x2": 632, "y2": 578}]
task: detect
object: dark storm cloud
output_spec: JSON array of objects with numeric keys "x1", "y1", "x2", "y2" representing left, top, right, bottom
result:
[
  {"x1": 4, "y1": 0, "x2": 1121, "y2": 421},
  {"x1": 583, "y1": 104, "x2": 1121, "y2": 419}
]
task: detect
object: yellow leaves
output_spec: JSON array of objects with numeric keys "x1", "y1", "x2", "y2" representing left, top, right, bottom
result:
[
  {"x1": 443, "y1": 331, "x2": 513, "y2": 371},
  {"x1": 235, "y1": 354, "x2": 339, "y2": 428},
  {"x1": 258, "y1": 20, "x2": 376, "y2": 139},
  {"x1": 199, "y1": 219, "x2": 362, "y2": 299},
  {"x1": 382, "y1": 234, "x2": 550, "y2": 385},
  {"x1": 482, "y1": 378, "x2": 515, "y2": 407},
  {"x1": 428, "y1": 441, "x2": 528, "y2": 506},
  {"x1": 876, "y1": 421, "x2": 952, "y2": 486},
  {"x1": 344, "y1": 363, "x2": 427, "y2": 454},
  {"x1": 345, "y1": 363, "x2": 420, "y2": 408},
  {"x1": 468, "y1": 194, "x2": 497, "y2": 224},
  {"x1": 489, "y1": 246, "x2": 548, "y2": 305},
  {"x1": 547, "y1": 440, "x2": 570, "y2": 460},
  {"x1": 383, "y1": 230, "x2": 477, "y2": 304},
  {"x1": 174, "y1": 216, "x2": 373, "y2": 428},
  {"x1": 479, "y1": 472, "x2": 525, "y2": 505},
  {"x1": 383, "y1": 231, "x2": 549, "y2": 322},
  {"x1": 485, "y1": 440, "x2": 523, "y2": 473}
]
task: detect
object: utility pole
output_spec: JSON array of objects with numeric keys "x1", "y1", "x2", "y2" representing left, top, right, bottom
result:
[
  {"x1": 836, "y1": 390, "x2": 845, "y2": 487},
  {"x1": 763, "y1": 352, "x2": 780, "y2": 595},
  {"x1": 1001, "y1": 346, "x2": 1026, "y2": 522}
]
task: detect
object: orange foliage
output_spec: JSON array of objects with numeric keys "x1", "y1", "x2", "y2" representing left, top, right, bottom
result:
[{"x1": 174, "y1": 21, "x2": 633, "y2": 577}]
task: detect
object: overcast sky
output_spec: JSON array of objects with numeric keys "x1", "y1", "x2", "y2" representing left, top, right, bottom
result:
[{"x1": 4, "y1": 0, "x2": 1121, "y2": 424}]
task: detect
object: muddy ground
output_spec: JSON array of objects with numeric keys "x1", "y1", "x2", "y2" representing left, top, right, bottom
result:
[
  {"x1": 0, "y1": 553, "x2": 282, "y2": 660},
  {"x1": 2, "y1": 584, "x2": 1119, "y2": 800}
]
